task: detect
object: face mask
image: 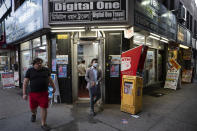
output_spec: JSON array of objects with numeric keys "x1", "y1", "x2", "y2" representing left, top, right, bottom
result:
[{"x1": 93, "y1": 63, "x2": 98, "y2": 67}]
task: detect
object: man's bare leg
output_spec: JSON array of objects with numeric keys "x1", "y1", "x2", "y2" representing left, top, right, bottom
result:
[{"x1": 41, "y1": 108, "x2": 47, "y2": 126}]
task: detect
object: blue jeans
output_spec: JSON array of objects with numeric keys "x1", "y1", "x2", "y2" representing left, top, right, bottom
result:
[{"x1": 89, "y1": 85, "x2": 101, "y2": 112}]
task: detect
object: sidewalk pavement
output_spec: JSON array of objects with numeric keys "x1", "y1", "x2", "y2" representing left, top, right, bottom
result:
[{"x1": 0, "y1": 82, "x2": 197, "y2": 131}]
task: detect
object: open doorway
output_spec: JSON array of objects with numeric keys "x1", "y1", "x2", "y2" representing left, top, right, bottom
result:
[
  {"x1": 77, "y1": 41, "x2": 100, "y2": 98},
  {"x1": 72, "y1": 32, "x2": 105, "y2": 101}
]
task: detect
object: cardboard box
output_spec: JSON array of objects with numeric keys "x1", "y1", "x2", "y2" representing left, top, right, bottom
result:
[{"x1": 121, "y1": 75, "x2": 143, "y2": 114}]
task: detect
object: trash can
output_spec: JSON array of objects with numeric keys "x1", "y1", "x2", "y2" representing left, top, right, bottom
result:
[{"x1": 120, "y1": 75, "x2": 143, "y2": 114}]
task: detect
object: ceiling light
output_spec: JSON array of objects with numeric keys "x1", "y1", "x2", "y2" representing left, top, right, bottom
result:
[
  {"x1": 51, "y1": 29, "x2": 85, "y2": 32},
  {"x1": 179, "y1": 44, "x2": 189, "y2": 49},
  {"x1": 150, "y1": 33, "x2": 160, "y2": 38},
  {"x1": 160, "y1": 39, "x2": 168, "y2": 43},
  {"x1": 149, "y1": 35, "x2": 160, "y2": 40}
]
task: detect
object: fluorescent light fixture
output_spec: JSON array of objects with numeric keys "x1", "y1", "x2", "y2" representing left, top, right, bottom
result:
[
  {"x1": 150, "y1": 33, "x2": 160, "y2": 38},
  {"x1": 149, "y1": 35, "x2": 160, "y2": 40},
  {"x1": 51, "y1": 27, "x2": 85, "y2": 30},
  {"x1": 146, "y1": 43, "x2": 152, "y2": 45},
  {"x1": 179, "y1": 44, "x2": 189, "y2": 49},
  {"x1": 95, "y1": 25, "x2": 128, "y2": 28},
  {"x1": 141, "y1": 0, "x2": 150, "y2": 5},
  {"x1": 160, "y1": 39, "x2": 168, "y2": 43},
  {"x1": 134, "y1": 40, "x2": 145, "y2": 44},
  {"x1": 51, "y1": 29, "x2": 85, "y2": 32},
  {"x1": 161, "y1": 37, "x2": 168, "y2": 41},
  {"x1": 91, "y1": 28, "x2": 126, "y2": 31}
]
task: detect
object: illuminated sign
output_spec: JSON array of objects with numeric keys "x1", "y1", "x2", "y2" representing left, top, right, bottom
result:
[
  {"x1": 57, "y1": 34, "x2": 68, "y2": 39},
  {"x1": 49, "y1": 0, "x2": 128, "y2": 24},
  {"x1": 5, "y1": 0, "x2": 43, "y2": 44}
]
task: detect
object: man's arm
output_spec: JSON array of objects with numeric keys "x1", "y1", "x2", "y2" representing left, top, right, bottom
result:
[
  {"x1": 23, "y1": 78, "x2": 29, "y2": 100},
  {"x1": 49, "y1": 77, "x2": 56, "y2": 93}
]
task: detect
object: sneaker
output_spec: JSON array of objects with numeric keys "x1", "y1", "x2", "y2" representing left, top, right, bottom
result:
[
  {"x1": 89, "y1": 111, "x2": 96, "y2": 117},
  {"x1": 31, "y1": 114, "x2": 36, "y2": 122},
  {"x1": 41, "y1": 124, "x2": 51, "y2": 131}
]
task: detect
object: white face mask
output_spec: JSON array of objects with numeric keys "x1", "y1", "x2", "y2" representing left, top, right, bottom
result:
[{"x1": 93, "y1": 63, "x2": 98, "y2": 67}]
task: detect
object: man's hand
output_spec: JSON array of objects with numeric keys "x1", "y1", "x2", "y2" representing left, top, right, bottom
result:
[
  {"x1": 91, "y1": 81, "x2": 96, "y2": 87},
  {"x1": 23, "y1": 94, "x2": 28, "y2": 100}
]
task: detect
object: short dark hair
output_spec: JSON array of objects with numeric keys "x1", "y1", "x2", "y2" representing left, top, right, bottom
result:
[
  {"x1": 91, "y1": 58, "x2": 98, "y2": 64},
  {"x1": 32, "y1": 58, "x2": 43, "y2": 65},
  {"x1": 81, "y1": 60, "x2": 85, "y2": 63}
]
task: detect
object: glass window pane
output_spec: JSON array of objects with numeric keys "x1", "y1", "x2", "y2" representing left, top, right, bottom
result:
[
  {"x1": 134, "y1": 33, "x2": 145, "y2": 45},
  {"x1": 21, "y1": 50, "x2": 32, "y2": 82},
  {"x1": 42, "y1": 35, "x2": 47, "y2": 45},
  {"x1": 33, "y1": 46, "x2": 48, "y2": 66},
  {"x1": 32, "y1": 37, "x2": 41, "y2": 48},
  {"x1": 20, "y1": 41, "x2": 30, "y2": 51},
  {"x1": 146, "y1": 37, "x2": 159, "y2": 48}
]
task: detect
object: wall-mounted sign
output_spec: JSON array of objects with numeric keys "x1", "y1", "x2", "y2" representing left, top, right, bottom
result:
[
  {"x1": 0, "y1": 0, "x2": 11, "y2": 19},
  {"x1": 56, "y1": 55, "x2": 68, "y2": 65},
  {"x1": 57, "y1": 34, "x2": 68, "y2": 39},
  {"x1": 177, "y1": 24, "x2": 185, "y2": 42},
  {"x1": 124, "y1": 27, "x2": 134, "y2": 39},
  {"x1": 183, "y1": 49, "x2": 192, "y2": 60},
  {"x1": 5, "y1": 0, "x2": 43, "y2": 44},
  {"x1": 49, "y1": 0, "x2": 128, "y2": 24}
]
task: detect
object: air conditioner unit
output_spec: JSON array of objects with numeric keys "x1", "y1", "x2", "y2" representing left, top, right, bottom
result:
[{"x1": 179, "y1": 5, "x2": 186, "y2": 21}]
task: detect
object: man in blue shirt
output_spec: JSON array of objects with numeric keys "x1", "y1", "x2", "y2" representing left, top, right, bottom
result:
[{"x1": 85, "y1": 58, "x2": 102, "y2": 116}]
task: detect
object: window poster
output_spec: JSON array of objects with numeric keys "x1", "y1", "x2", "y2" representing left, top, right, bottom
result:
[
  {"x1": 52, "y1": 59, "x2": 56, "y2": 72},
  {"x1": 56, "y1": 55, "x2": 68, "y2": 64},
  {"x1": 110, "y1": 64, "x2": 120, "y2": 77},
  {"x1": 58, "y1": 64, "x2": 67, "y2": 78}
]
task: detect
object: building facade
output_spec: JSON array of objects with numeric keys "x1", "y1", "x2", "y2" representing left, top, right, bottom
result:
[{"x1": 1, "y1": 0, "x2": 196, "y2": 104}]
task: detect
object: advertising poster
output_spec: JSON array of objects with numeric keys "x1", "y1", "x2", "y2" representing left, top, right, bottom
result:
[
  {"x1": 164, "y1": 59, "x2": 181, "y2": 90},
  {"x1": 52, "y1": 59, "x2": 56, "y2": 72},
  {"x1": 51, "y1": 74, "x2": 60, "y2": 103},
  {"x1": 110, "y1": 64, "x2": 120, "y2": 77},
  {"x1": 1, "y1": 72, "x2": 15, "y2": 88},
  {"x1": 182, "y1": 69, "x2": 192, "y2": 83},
  {"x1": 58, "y1": 65, "x2": 67, "y2": 78},
  {"x1": 164, "y1": 69, "x2": 180, "y2": 90},
  {"x1": 183, "y1": 50, "x2": 192, "y2": 60},
  {"x1": 56, "y1": 55, "x2": 68, "y2": 64},
  {"x1": 124, "y1": 82, "x2": 133, "y2": 95},
  {"x1": 110, "y1": 55, "x2": 121, "y2": 77}
]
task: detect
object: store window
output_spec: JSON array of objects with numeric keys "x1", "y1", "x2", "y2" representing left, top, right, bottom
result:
[
  {"x1": 20, "y1": 35, "x2": 48, "y2": 82},
  {"x1": 20, "y1": 48, "x2": 32, "y2": 82},
  {"x1": 32, "y1": 37, "x2": 41, "y2": 48},
  {"x1": 32, "y1": 36, "x2": 48, "y2": 66},
  {"x1": 42, "y1": 35, "x2": 47, "y2": 45},
  {"x1": 133, "y1": 33, "x2": 145, "y2": 46}
]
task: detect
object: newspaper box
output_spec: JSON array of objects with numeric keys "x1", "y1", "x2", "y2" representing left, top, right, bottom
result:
[
  {"x1": 121, "y1": 75, "x2": 143, "y2": 114},
  {"x1": 120, "y1": 45, "x2": 148, "y2": 114}
]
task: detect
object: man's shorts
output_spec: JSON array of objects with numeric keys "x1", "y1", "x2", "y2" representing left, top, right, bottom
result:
[{"x1": 29, "y1": 91, "x2": 49, "y2": 110}]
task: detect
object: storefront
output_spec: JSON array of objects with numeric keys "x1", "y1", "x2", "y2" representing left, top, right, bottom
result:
[
  {"x1": 132, "y1": 0, "x2": 177, "y2": 88},
  {"x1": 48, "y1": 0, "x2": 133, "y2": 103},
  {"x1": 5, "y1": 0, "x2": 50, "y2": 88},
  {"x1": 176, "y1": 24, "x2": 193, "y2": 83}
]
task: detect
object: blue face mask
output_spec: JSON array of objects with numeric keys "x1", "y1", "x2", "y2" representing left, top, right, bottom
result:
[{"x1": 93, "y1": 63, "x2": 98, "y2": 67}]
